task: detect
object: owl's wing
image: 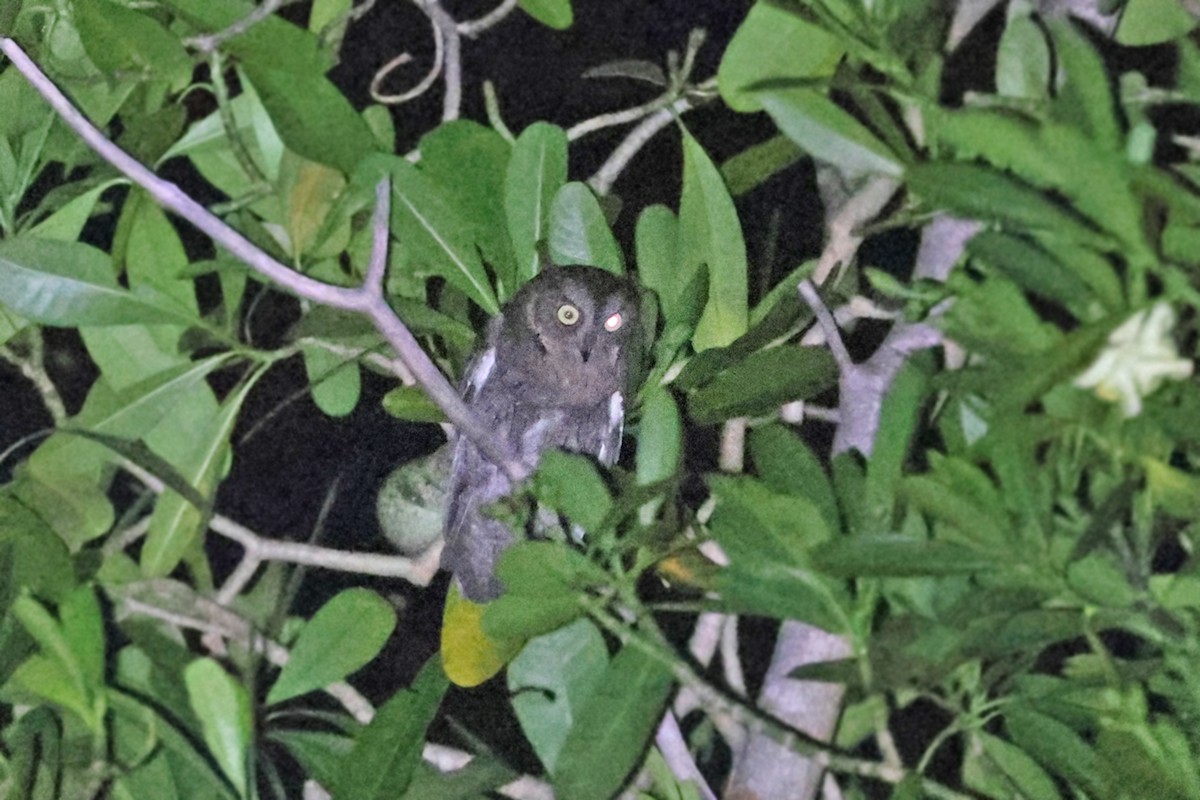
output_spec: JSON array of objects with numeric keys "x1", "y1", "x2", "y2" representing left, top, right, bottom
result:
[{"x1": 443, "y1": 350, "x2": 515, "y2": 602}]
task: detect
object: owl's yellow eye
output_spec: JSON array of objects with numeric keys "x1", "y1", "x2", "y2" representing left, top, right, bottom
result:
[
  {"x1": 604, "y1": 312, "x2": 623, "y2": 332},
  {"x1": 557, "y1": 304, "x2": 580, "y2": 325}
]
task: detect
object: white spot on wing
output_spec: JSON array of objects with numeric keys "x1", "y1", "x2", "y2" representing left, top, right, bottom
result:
[
  {"x1": 598, "y1": 392, "x2": 624, "y2": 464},
  {"x1": 468, "y1": 347, "x2": 496, "y2": 393}
]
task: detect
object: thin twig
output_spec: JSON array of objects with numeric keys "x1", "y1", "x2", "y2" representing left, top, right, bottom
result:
[
  {"x1": 588, "y1": 98, "x2": 692, "y2": 196},
  {"x1": 116, "y1": 453, "x2": 441, "y2": 585},
  {"x1": 1, "y1": 333, "x2": 67, "y2": 424},
  {"x1": 421, "y1": 0, "x2": 462, "y2": 121},
  {"x1": 0, "y1": 38, "x2": 522, "y2": 481},
  {"x1": 458, "y1": 0, "x2": 519, "y2": 36},
  {"x1": 185, "y1": 0, "x2": 289, "y2": 53}
]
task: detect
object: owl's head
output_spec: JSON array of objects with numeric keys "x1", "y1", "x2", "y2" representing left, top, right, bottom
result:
[{"x1": 494, "y1": 266, "x2": 642, "y2": 405}]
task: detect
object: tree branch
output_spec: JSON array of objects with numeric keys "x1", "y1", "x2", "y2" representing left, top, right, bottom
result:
[{"x1": 0, "y1": 38, "x2": 523, "y2": 483}]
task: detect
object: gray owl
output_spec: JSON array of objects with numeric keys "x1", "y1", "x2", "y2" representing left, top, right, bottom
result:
[{"x1": 443, "y1": 266, "x2": 642, "y2": 601}]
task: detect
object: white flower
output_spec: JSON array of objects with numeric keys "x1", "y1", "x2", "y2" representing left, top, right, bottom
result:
[{"x1": 1074, "y1": 303, "x2": 1194, "y2": 417}]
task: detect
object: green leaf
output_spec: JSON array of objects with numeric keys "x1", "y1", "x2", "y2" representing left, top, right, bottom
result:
[
  {"x1": 302, "y1": 344, "x2": 361, "y2": 417},
  {"x1": 161, "y1": 0, "x2": 332, "y2": 76},
  {"x1": 1116, "y1": 0, "x2": 1198, "y2": 45},
  {"x1": 748, "y1": 424, "x2": 839, "y2": 533},
  {"x1": 519, "y1": 0, "x2": 572, "y2": 29},
  {"x1": 554, "y1": 645, "x2": 674, "y2": 800},
  {"x1": 271, "y1": 730, "x2": 352, "y2": 790},
  {"x1": 0, "y1": 238, "x2": 191, "y2": 326},
  {"x1": 636, "y1": 385, "x2": 682, "y2": 488},
  {"x1": 140, "y1": 374, "x2": 260, "y2": 577},
  {"x1": 812, "y1": 536, "x2": 995, "y2": 577},
  {"x1": 29, "y1": 180, "x2": 123, "y2": 242},
  {"x1": 965, "y1": 731, "x2": 1060, "y2": 800},
  {"x1": 1005, "y1": 706, "x2": 1100, "y2": 795},
  {"x1": 863, "y1": 361, "x2": 927, "y2": 530},
  {"x1": 720, "y1": 135, "x2": 806, "y2": 197},
  {"x1": 75, "y1": 357, "x2": 232, "y2": 440},
  {"x1": 74, "y1": 0, "x2": 192, "y2": 91},
  {"x1": 532, "y1": 450, "x2": 613, "y2": 534},
  {"x1": 687, "y1": 345, "x2": 838, "y2": 423},
  {"x1": 718, "y1": 3, "x2": 844, "y2": 112},
  {"x1": 242, "y1": 65, "x2": 377, "y2": 175},
  {"x1": 509, "y1": 619, "x2": 608, "y2": 772},
  {"x1": 385, "y1": 156, "x2": 499, "y2": 314},
  {"x1": 419, "y1": 121, "x2": 516, "y2": 298},
  {"x1": 309, "y1": 0, "x2": 352, "y2": 34},
  {"x1": 185, "y1": 658, "x2": 254, "y2": 794},
  {"x1": 380, "y1": 385, "x2": 446, "y2": 423},
  {"x1": 0, "y1": 496, "x2": 75, "y2": 603},
  {"x1": 506, "y1": 123, "x2": 568, "y2": 284},
  {"x1": 335, "y1": 654, "x2": 449, "y2": 800},
  {"x1": 996, "y1": 0, "x2": 1051, "y2": 100},
  {"x1": 267, "y1": 588, "x2": 396, "y2": 704},
  {"x1": 548, "y1": 182, "x2": 624, "y2": 273},
  {"x1": 635, "y1": 204, "x2": 680, "y2": 316},
  {"x1": 708, "y1": 475, "x2": 832, "y2": 568},
  {"x1": 680, "y1": 135, "x2": 749, "y2": 351},
  {"x1": 759, "y1": 86, "x2": 904, "y2": 178},
  {"x1": 967, "y1": 231, "x2": 1097, "y2": 317},
  {"x1": 906, "y1": 162, "x2": 1107, "y2": 249},
  {"x1": 109, "y1": 690, "x2": 239, "y2": 800},
  {"x1": 1048, "y1": 20, "x2": 1121, "y2": 152}
]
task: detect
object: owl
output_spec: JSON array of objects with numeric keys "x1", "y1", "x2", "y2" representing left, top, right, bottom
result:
[{"x1": 443, "y1": 266, "x2": 642, "y2": 602}]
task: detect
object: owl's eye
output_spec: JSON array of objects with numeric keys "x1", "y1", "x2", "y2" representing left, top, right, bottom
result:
[
  {"x1": 604, "y1": 312, "x2": 623, "y2": 332},
  {"x1": 556, "y1": 304, "x2": 581, "y2": 325}
]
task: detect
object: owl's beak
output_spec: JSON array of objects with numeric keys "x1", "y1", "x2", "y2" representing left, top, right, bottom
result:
[{"x1": 579, "y1": 331, "x2": 597, "y2": 363}]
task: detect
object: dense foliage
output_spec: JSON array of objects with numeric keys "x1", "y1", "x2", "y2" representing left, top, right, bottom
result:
[{"x1": 2, "y1": 0, "x2": 1200, "y2": 798}]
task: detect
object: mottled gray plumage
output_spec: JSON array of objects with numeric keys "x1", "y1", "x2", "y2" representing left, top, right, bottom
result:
[{"x1": 443, "y1": 266, "x2": 641, "y2": 601}]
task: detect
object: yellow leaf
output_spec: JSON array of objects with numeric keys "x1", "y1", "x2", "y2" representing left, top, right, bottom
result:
[{"x1": 440, "y1": 583, "x2": 524, "y2": 687}]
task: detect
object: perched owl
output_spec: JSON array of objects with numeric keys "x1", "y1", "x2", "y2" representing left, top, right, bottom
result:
[{"x1": 443, "y1": 266, "x2": 642, "y2": 601}]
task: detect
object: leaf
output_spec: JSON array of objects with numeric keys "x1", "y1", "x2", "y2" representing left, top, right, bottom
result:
[
  {"x1": 905, "y1": 162, "x2": 1107, "y2": 249},
  {"x1": 381, "y1": 385, "x2": 446, "y2": 423},
  {"x1": 441, "y1": 584, "x2": 524, "y2": 688},
  {"x1": 720, "y1": 135, "x2": 805, "y2": 197},
  {"x1": 385, "y1": 156, "x2": 499, "y2": 314},
  {"x1": 242, "y1": 64, "x2": 378, "y2": 175},
  {"x1": 418, "y1": 121, "x2": 515, "y2": 298},
  {"x1": 29, "y1": 180, "x2": 123, "y2": 242},
  {"x1": 687, "y1": 345, "x2": 838, "y2": 423},
  {"x1": 509, "y1": 619, "x2": 608, "y2": 772},
  {"x1": 161, "y1": 0, "x2": 332, "y2": 77},
  {"x1": 636, "y1": 385, "x2": 682, "y2": 488},
  {"x1": 965, "y1": 731, "x2": 1060, "y2": 800},
  {"x1": 301, "y1": 344, "x2": 361, "y2": 417},
  {"x1": 748, "y1": 424, "x2": 839, "y2": 533},
  {"x1": 184, "y1": 658, "x2": 254, "y2": 793},
  {"x1": 267, "y1": 588, "x2": 396, "y2": 705},
  {"x1": 1116, "y1": 0, "x2": 1198, "y2": 45},
  {"x1": 335, "y1": 655, "x2": 448, "y2": 800},
  {"x1": 811, "y1": 536, "x2": 995, "y2": 577},
  {"x1": 553, "y1": 645, "x2": 674, "y2": 800},
  {"x1": 759, "y1": 86, "x2": 904, "y2": 178},
  {"x1": 0, "y1": 238, "x2": 191, "y2": 327},
  {"x1": 995, "y1": 0, "x2": 1050, "y2": 101},
  {"x1": 1048, "y1": 20, "x2": 1121, "y2": 152},
  {"x1": 548, "y1": 182, "x2": 624, "y2": 273},
  {"x1": 635, "y1": 204, "x2": 688, "y2": 326},
  {"x1": 1005, "y1": 706, "x2": 1101, "y2": 795},
  {"x1": 109, "y1": 690, "x2": 240, "y2": 800},
  {"x1": 74, "y1": 358, "x2": 231, "y2": 440},
  {"x1": 519, "y1": 0, "x2": 572, "y2": 29},
  {"x1": 680, "y1": 134, "x2": 748, "y2": 351},
  {"x1": 73, "y1": 0, "x2": 192, "y2": 91},
  {"x1": 532, "y1": 450, "x2": 613, "y2": 533},
  {"x1": 506, "y1": 123, "x2": 568, "y2": 284},
  {"x1": 967, "y1": 231, "x2": 1097, "y2": 317},
  {"x1": 140, "y1": 374, "x2": 259, "y2": 577},
  {"x1": 718, "y1": 3, "x2": 844, "y2": 112}
]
